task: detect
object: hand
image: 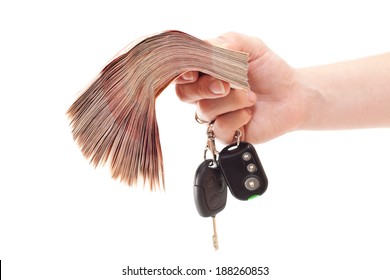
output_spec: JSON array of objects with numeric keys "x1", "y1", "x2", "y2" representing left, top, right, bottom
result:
[{"x1": 175, "y1": 32, "x2": 314, "y2": 144}]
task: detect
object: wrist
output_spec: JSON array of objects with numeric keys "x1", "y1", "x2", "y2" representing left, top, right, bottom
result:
[{"x1": 294, "y1": 68, "x2": 327, "y2": 131}]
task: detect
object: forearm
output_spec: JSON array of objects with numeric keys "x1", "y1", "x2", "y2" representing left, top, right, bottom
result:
[{"x1": 298, "y1": 53, "x2": 390, "y2": 130}]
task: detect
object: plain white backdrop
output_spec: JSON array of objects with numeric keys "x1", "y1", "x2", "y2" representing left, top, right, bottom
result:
[{"x1": 1, "y1": 0, "x2": 389, "y2": 279}]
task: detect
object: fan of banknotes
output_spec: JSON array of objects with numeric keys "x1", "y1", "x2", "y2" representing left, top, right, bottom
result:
[{"x1": 67, "y1": 30, "x2": 249, "y2": 190}]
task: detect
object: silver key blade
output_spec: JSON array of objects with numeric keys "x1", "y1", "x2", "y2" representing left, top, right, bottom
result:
[{"x1": 212, "y1": 216, "x2": 219, "y2": 250}]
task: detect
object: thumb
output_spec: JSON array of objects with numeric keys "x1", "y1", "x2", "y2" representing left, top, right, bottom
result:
[
  {"x1": 207, "y1": 32, "x2": 269, "y2": 60},
  {"x1": 206, "y1": 36, "x2": 230, "y2": 48}
]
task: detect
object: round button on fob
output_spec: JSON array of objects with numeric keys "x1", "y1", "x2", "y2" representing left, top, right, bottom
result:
[
  {"x1": 242, "y1": 152, "x2": 252, "y2": 161},
  {"x1": 244, "y1": 176, "x2": 260, "y2": 190},
  {"x1": 247, "y1": 163, "x2": 257, "y2": 173}
]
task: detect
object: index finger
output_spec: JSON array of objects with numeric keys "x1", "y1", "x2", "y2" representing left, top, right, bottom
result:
[
  {"x1": 175, "y1": 74, "x2": 230, "y2": 103},
  {"x1": 175, "y1": 71, "x2": 199, "y2": 85}
]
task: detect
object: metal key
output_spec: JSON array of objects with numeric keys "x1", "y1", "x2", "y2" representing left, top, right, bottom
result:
[{"x1": 212, "y1": 216, "x2": 219, "y2": 250}]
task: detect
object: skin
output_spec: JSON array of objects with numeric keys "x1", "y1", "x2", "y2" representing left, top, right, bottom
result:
[{"x1": 175, "y1": 32, "x2": 390, "y2": 144}]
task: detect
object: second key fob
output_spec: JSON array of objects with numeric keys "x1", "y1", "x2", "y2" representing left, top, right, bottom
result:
[
  {"x1": 193, "y1": 159, "x2": 227, "y2": 217},
  {"x1": 219, "y1": 141, "x2": 268, "y2": 200}
]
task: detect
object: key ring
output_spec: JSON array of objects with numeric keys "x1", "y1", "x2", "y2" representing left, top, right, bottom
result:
[
  {"x1": 195, "y1": 112, "x2": 208, "y2": 124},
  {"x1": 234, "y1": 129, "x2": 242, "y2": 147},
  {"x1": 204, "y1": 121, "x2": 219, "y2": 164}
]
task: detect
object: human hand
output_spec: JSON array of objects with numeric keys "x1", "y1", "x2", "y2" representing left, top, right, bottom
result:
[{"x1": 176, "y1": 32, "x2": 314, "y2": 144}]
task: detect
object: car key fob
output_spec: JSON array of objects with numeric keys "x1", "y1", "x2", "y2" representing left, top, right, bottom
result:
[
  {"x1": 193, "y1": 159, "x2": 227, "y2": 217},
  {"x1": 219, "y1": 141, "x2": 268, "y2": 200}
]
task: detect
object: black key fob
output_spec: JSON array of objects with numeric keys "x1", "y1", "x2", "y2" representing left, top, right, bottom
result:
[
  {"x1": 193, "y1": 159, "x2": 227, "y2": 217},
  {"x1": 219, "y1": 141, "x2": 268, "y2": 200}
]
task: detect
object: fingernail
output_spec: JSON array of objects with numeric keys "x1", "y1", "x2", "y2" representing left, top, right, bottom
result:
[
  {"x1": 209, "y1": 80, "x2": 226, "y2": 94},
  {"x1": 182, "y1": 72, "x2": 194, "y2": 81}
]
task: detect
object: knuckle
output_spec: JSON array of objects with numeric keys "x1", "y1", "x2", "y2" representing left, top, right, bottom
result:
[
  {"x1": 215, "y1": 116, "x2": 235, "y2": 134},
  {"x1": 175, "y1": 84, "x2": 187, "y2": 101},
  {"x1": 196, "y1": 100, "x2": 213, "y2": 121},
  {"x1": 198, "y1": 76, "x2": 214, "y2": 98},
  {"x1": 239, "y1": 108, "x2": 253, "y2": 123},
  {"x1": 175, "y1": 84, "x2": 198, "y2": 103}
]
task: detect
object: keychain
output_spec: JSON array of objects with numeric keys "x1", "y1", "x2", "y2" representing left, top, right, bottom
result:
[
  {"x1": 193, "y1": 122, "x2": 268, "y2": 250},
  {"x1": 193, "y1": 122, "x2": 227, "y2": 250}
]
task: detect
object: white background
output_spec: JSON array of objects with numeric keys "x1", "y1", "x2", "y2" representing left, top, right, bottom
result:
[{"x1": 1, "y1": 0, "x2": 390, "y2": 279}]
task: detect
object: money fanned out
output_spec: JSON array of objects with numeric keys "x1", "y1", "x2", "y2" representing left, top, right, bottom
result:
[{"x1": 67, "y1": 30, "x2": 249, "y2": 190}]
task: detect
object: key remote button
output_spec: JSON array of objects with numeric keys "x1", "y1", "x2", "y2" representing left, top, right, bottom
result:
[
  {"x1": 205, "y1": 174, "x2": 217, "y2": 189},
  {"x1": 247, "y1": 163, "x2": 257, "y2": 173},
  {"x1": 208, "y1": 194, "x2": 220, "y2": 209},
  {"x1": 244, "y1": 177, "x2": 260, "y2": 191},
  {"x1": 242, "y1": 152, "x2": 252, "y2": 161},
  {"x1": 217, "y1": 177, "x2": 225, "y2": 192}
]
